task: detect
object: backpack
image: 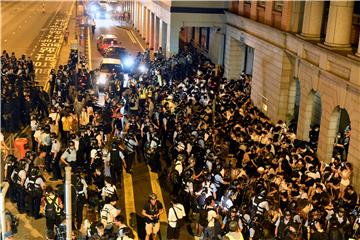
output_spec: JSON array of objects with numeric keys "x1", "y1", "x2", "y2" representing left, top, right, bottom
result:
[
  {"x1": 100, "y1": 205, "x2": 112, "y2": 225},
  {"x1": 5, "y1": 210, "x2": 19, "y2": 234},
  {"x1": 198, "y1": 208, "x2": 212, "y2": 227},
  {"x1": 167, "y1": 162, "x2": 182, "y2": 185},
  {"x1": 45, "y1": 196, "x2": 59, "y2": 220}
]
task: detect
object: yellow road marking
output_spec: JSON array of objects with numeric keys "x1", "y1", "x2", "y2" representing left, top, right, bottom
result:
[
  {"x1": 123, "y1": 172, "x2": 139, "y2": 240},
  {"x1": 130, "y1": 30, "x2": 145, "y2": 52},
  {"x1": 44, "y1": 0, "x2": 75, "y2": 92},
  {"x1": 126, "y1": 30, "x2": 136, "y2": 44},
  {"x1": 147, "y1": 166, "x2": 168, "y2": 223}
]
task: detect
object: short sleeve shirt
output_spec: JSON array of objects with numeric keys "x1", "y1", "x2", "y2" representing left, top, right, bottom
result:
[{"x1": 143, "y1": 200, "x2": 163, "y2": 223}]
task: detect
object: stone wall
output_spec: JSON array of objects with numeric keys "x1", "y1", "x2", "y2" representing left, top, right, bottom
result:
[{"x1": 225, "y1": 11, "x2": 360, "y2": 193}]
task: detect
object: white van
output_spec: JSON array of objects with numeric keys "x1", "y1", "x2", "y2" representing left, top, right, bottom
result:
[{"x1": 96, "y1": 58, "x2": 123, "y2": 91}]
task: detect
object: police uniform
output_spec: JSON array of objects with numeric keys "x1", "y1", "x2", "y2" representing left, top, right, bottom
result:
[
  {"x1": 51, "y1": 137, "x2": 62, "y2": 180},
  {"x1": 75, "y1": 176, "x2": 88, "y2": 229},
  {"x1": 11, "y1": 166, "x2": 27, "y2": 213},
  {"x1": 124, "y1": 135, "x2": 138, "y2": 173},
  {"x1": 110, "y1": 147, "x2": 126, "y2": 185},
  {"x1": 24, "y1": 171, "x2": 45, "y2": 218},
  {"x1": 61, "y1": 147, "x2": 77, "y2": 167},
  {"x1": 40, "y1": 131, "x2": 52, "y2": 171}
]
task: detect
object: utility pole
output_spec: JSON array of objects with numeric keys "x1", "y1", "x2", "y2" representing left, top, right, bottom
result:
[{"x1": 65, "y1": 167, "x2": 72, "y2": 240}]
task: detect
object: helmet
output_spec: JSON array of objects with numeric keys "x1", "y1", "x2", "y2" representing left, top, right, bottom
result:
[
  {"x1": 30, "y1": 166, "x2": 40, "y2": 176},
  {"x1": 6, "y1": 155, "x2": 17, "y2": 163}
]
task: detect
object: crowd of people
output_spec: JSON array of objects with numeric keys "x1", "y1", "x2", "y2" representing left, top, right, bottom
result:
[
  {"x1": 2, "y1": 36, "x2": 360, "y2": 240},
  {"x1": 1, "y1": 50, "x2": 49, "y2": 133}
]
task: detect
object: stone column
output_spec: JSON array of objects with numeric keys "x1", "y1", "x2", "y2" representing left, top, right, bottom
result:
[
  {"x1": 356, "y1": 34, "x2": 360, "y2": 57},
  {"x1": 137, "y1": 2, "x2": 141, "y2": 30},
  {"x1": 323, "y1": 1, "x2": 354, "y2": 49},
  {"x1": 141, "y1": 5, "x2": 145, "y2": 37},
  {"x1": 167, "y1": 24, "x2": 180, "y2": 56},
  {"x1": 150, "y1": 12, "x2": 155, "y2": 49},
  {"x1": 154, "y1": 16, "x2": 160, "y2": 50},
  {"x1": 159, "y1": 19, "x2": 162, "y2": 48},
  {"x1": 264, "y1": 1, "x2": 273, "y2": 25},
  {"x1": 250, "y1": 0, "x2": 257, "y2": 20},
  {"x1": 147, "y1": 9, "x2": 151, "y2": 45}
]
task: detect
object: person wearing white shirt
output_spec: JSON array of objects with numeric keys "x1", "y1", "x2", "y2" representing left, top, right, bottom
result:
[
  {"x1": 203, "y1": 196, "x2": 220, "y2": 239},
  {"x1": 167, "y1": 196, "x2": 186, "y2": 240},
  {"x1": 50, "y1": 133, "x2": 62, "y2": 180},
  {"x1": 100, "y1": 198, "x2": 121, "y2": 227},
  {"x1": 30, "y1": 116, "x2": 38, "y2": 151}
]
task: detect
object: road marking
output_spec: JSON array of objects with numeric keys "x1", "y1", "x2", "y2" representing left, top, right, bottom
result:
[
  {"x1": 126, "y1": 30, "x2": 136, "y2": 44},
  {"x1": 130, "y1": 30, "x2": 145, "y2": 52},
  {"x1": 147, "y1": 166, "x2": 168, "y2": 239},
  {"x1": 147, "y1": 166, "x2": 168, "y2": 223},
  {"x1": 87, "y1": 26, "x2": 92, "y2": 70},
  {"x1": 123, "y1": 172, "x2": 139, "y2": 240}
]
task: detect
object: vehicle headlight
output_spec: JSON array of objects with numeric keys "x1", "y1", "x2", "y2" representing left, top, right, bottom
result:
[
  {"x1": 124, "y1": 57, "x2": 134, "y2": 68},
  {"x1": 97, "y1": 74, "x2": 107, "y2": 85},
  {"x1": 138, "y1": 64, "x2": 147, "y2": 73}
]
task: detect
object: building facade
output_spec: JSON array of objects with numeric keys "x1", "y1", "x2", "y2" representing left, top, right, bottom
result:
[
  {"x1": 224, "y1": 1, "x2": 360, "y2": 192},
  {"x1": 122, "y1": 0, "x2": 226, "y2": 64},
  {"x1": 126, "y1": 1, "x2": 360, "y2": 192}
]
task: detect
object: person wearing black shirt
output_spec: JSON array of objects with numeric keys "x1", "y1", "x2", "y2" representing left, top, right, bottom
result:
[{"x1": 141, "y1": 193, "x2": 164, "y2": 240}]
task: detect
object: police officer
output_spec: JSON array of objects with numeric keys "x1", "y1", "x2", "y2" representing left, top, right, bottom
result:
[
  {"x1": 74, "y1": 171, "x2": 88, "y2": 230},
  {"x1": 4, "y1": 155, "x2": 17, "y2": 202},
  {"x1": 124, "y1": 131, "x2": 138, "y2": 173},
  {"x1": 109, "y1": 142, "x2": 127, "y2": 186},
  {"x1": 60, "y1": 140, "x2": 77, "y2": 168},
  {"x1": 50, "y1": 132, "x2": 62, "y2": 180},
  {"x1": 251, "y1": 189, "x2": 269, "y2": 217},
  {"x1": 40, "y1": 125, "x2": 52, "y2": 172},
  {"x1": 11, "y1": 160, "x2": 27, "y2": 213},
  {"x1": 24, "y1": 166, "x2": 46, "y2": 218},
  {"x1": 146, "y1": 127, "x2": 162, "y2": 172}
]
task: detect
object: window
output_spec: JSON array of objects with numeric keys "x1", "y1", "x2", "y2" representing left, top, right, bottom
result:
[{"x1": 273, "y1": 1, "x2": 283, "y2": 12}]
